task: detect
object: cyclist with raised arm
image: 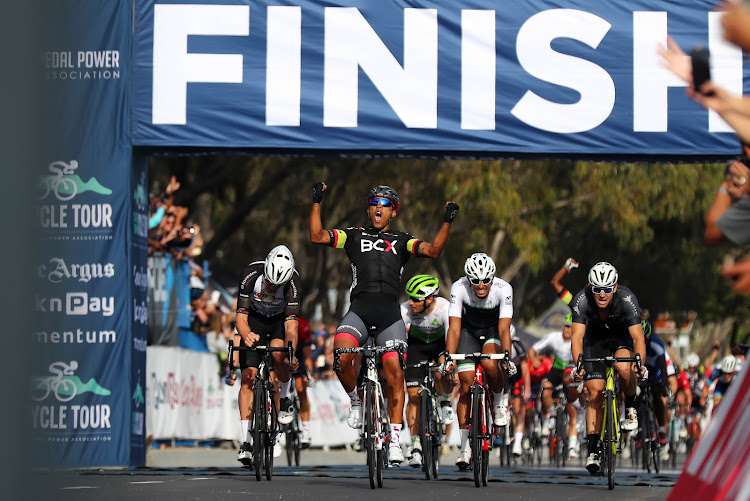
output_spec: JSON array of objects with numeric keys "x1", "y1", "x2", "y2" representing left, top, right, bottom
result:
[
  {"x1": 550, "y1": 257, "x2": 579, "y2": 305},
  {"x1": 445, "y1": 253, "x2": 516, "y2": 470},
  {"x1": 570, "y1": 262, "x2": 646, "y2": 475},
  {"x1": 528, "y1": 313, "x2": 580, "y2": 460},
  {"x1": 232, "y1": 245, "x2": 301, "y2": 466},
  {"x1": 309, "y1": 183, "x2": 458, "y2": 466},
  {"x1": 400, "y1": 274, "x2": 455, "y2": 468}
]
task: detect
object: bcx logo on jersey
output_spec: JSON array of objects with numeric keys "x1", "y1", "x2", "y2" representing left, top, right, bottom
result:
[{"x1": 360, "y1": 238, "x2": 397, "y2": 254}]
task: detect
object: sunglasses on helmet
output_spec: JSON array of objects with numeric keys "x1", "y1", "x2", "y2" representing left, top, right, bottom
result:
[
  {"x1": 469, "y1": 277, "x2": 493, "y2": 286},
  {"x1": 368, "y1": 197, "x2": 393, "y2": 207},
  {"x1": 591, "y1": 285, "x2": 614, "y2": 295}
]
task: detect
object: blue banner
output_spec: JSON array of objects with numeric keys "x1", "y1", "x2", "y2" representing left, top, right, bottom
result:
[
  {"x1": 133, "y1": 0, "x2": 748, "y2": 156},
  {"x1": 35, "y1": 0, "x2": 137, "y2": 467}
]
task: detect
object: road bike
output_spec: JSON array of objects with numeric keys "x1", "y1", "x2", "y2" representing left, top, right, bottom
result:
[
  {"x1": 637, "y1": 380, "x2": 660, "y2": 474},
  {"x1": 334, "y1": 344, "x2": 405, "y2": 489},
  {"x1": 411, "y1": 356, "x2": 447, "y2": 480},
  {"x1": 446, "y1": 351, "x2": 507, "y2": 488},
  {"x1": 548, "y1": 384, "x2": 569, "y2": 468},
  {"x1": 228, "y1": 339, "x2": 293, "y2": 481},
  {"x1": 523, "y1": 387, "x2": 544, "y2": 465},
  {"x1": 578, "y1": 354, "x2": 643, "y2": 490},
  {"x1": 283, "y1": 378, "x2": 303, "y2": 466},
  {"x1": 666, "y1": 393, "x2": 683, "y2": 468}
]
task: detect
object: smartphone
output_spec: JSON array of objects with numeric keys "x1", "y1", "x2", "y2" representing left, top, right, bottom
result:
[{"x1": 690, "y1": 47, "x2": 713, "y2": 95}]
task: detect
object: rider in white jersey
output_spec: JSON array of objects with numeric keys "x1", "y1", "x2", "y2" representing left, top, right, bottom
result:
[
  {"x1": 446, "y1": 253, "x2": 516, "y2": 470},
  {"x1": 400, "y1": 274, "x2": 455, "y2": 468}
]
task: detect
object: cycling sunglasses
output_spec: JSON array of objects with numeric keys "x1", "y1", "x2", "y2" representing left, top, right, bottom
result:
[
  {"x1": 591, "y1": 285, "x2": 615, "y2": 295},
  {"x1": 469, "y1": 277, "x2": 493, "y2": 286},
  {"x1": 368, "y1": 197, "x2": 393, "y2": 207}
]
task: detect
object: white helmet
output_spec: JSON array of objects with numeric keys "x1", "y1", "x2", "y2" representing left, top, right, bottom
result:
[
  {"x1": 464, "y1": 253, "x2": 496, "y2": 283},
  {"x1": 264, "y1": 245, "x2": 295, "y2": 285},
  {"x1": 588, "y1": 262, "x2": 618, "y2": 288},
  {"x1": 686, "y1": 352, "x2": 700, "y2": 368},
  {"x1": 721, "y1": 355, "x2": 737, "y2": 374}
]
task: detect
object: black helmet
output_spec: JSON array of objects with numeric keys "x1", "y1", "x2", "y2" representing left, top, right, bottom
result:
[{"x1": 368, "y1": 185, "x2": 400, "y2": 205}]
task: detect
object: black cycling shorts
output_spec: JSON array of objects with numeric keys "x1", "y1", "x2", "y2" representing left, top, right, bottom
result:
[
  {"x1": 336, "y1": 292, "x2": 407, "y2": 351},
  {"x1": 240, "y1": 311, "x2": 286, "y2": 370},
  {"x1": 405, "y1": 337, "x2": 446, "y2": 388},
  {"x1": 583, "y1": 327, "x2": 634, "y2": 381}
]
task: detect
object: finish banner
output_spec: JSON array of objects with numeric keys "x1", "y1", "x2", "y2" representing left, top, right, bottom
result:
[
  {"x1": 34, "y1": 0, "x2": 141, "y2": 467},
  {"x1": 133, "y1": 0, "x2": 746, "y2": 156}
]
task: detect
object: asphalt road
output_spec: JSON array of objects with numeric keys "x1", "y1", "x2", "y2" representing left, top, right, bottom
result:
[{"x1": 40, "y1": 447, "x2": 679, "y2": 500}]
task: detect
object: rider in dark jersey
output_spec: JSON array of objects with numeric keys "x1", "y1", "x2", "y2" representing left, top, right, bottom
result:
[
  {"x1": 570, "y1": 262, "x2": 646, "y2": 475},
  {"x1": 309, "y1": 182, "x2": 458, "y2": 466},
  {"x1": 232, "y1": 245, "x2": 301, "y2": 466}
]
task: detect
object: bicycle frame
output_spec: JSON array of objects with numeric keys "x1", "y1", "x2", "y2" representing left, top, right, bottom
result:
[
  {"x1": 227, "y1": 339, "x2": 294, "y2": 481},
  {"x1": 334, "y1": 344, "x2": 406, "y2": 489}
]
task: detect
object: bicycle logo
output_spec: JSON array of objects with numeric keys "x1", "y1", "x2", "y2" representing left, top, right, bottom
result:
[
  {"x1": 39, "y1": 160, "x2": 79, "y2": 201},
  {"x1": 32, "y1": 360, "x2": 79, "y2": 402}
]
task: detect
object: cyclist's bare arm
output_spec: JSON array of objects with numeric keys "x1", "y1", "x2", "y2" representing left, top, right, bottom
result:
[
  {"x1": 527, "y1": 347, "x2": 543, "y2": 369},
  {"x1": 571, "y1": 322, "x2": 586, "y2": 378},
  {"x1": 628, "y1": 322, "x2": 647, "y2": 371},
  {"x1": 236, "y1": 311, "x2": 259, "y2": 347},
  {"x1": 415, "y1": 201, "x2": 458, "y2": 258},
  {"x1": 309, "y1": 182, "x2": 331, "y2": 245},
  {"x1": 283, "y1": 317, "x2": 300, "y2": 370},
  {"x1": 498, "y1": 316, "x2": 512, "y2": 354},
  {"x1": 446, "y1": 316, "x2": 462, "y2": 371}
]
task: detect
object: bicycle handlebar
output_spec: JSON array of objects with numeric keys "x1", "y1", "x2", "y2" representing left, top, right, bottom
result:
[
  {"x1": 227, "y1": 339, "x2": 295, "y2": 372},
  {"x1": 445, "y1": 352, "x2": 506, "y2": 361},
  {"x1": 575, "y1": 353, "x2": 645, "y2": 379}
]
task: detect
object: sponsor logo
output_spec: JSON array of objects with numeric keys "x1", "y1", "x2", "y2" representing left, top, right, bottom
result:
[
  {"x1": 150, "y1": 371, "x2": 204, "y2": 413},
  {"x1": 504, "y1": 295, "x2": 512, "y2": 306},
  {"x1": 360, "y1": 238, "x2": 397, "y2": 254},
  {"x1": 134, "y1": 265, "x2": 148, "y2": 290},
  {"x1": 31, "y1": 361, "x2": 112, "y2": 432},
  {"x1": 43, "y1": 50, "x2": 121, "y2": 81},
  {"x1": 37, "y1": 160, "x2": 114, "y2": 239},
  {"x1": 33, "y1": 329, "x2": 117, "y2": 345},
  {"x1": 133, "y1": 171, "x2": 148, "y2": 239},
  {"x1": 133, "y1": 337, "x2": 147, "y2": 352},
  {"x1": 38, "y1": 257, "x2": 114, "y2": 284},
  {"x1": 134, "y1": 299, "x2": 147, "y2": 325},
  {"x1": 34, "y1": 292, "x2": 115, "y2": 317}
]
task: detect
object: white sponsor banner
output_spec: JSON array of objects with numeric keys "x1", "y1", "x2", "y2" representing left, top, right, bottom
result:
[
  {"x1": 147, "y1": 346, "x2": 237, "y2": 441},
  {"x1": 146, "y1": 346, "x2": 397, "y2": 446}
]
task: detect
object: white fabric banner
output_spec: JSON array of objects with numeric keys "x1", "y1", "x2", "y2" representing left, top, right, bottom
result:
[{"x1": 146, "y1": 346, "x2": 460, "y2": 446}]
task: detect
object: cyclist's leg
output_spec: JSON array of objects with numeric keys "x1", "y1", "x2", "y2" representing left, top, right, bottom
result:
[
  {"x1": 583, "y1": 333, "x2": 607, "y2": 468},
  {"x1": 405, "y1": 338, "x2": 427, "y2": 440},
  {"x1": 334, "y1": 310, "x2": 369, "y2": 393},
  {"x1": 480, "y1": 336, "x2": 503, "y2": 393},
  {"x1": 375, "y1": 318, "x2": 408, "y2": 443},
  {"x1": 455, "y1": 331, "x2": 481, "y2": 465}
]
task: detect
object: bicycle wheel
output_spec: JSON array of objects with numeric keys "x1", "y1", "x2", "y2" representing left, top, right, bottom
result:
[
  {"x1": 606, "y1": 392, "x2": 616, "y2": 490},
  {"x1": 264, "y1": 435, "x2": 273, "y2": 480},
  {"x1": 253, "y1": 382, "x2": 265, "y2": 481},
  {"x1": 557, "y1": 413, "x2": 568, "y2": 467},
  {"x1": 642, "y1": 406, "x2": 652, "y2": 473},
  {"x1": 365, "y1": 382, "x2": 377, "y2": 489},
  {"x1": 471, "y1": 385, "x2": 483, "y2": 488},
  {"x1": 431, "y1": 435, "x2": 440, "y2": 479},
  {"x1": 651, "y1": 415, "x2": 660, "y2": 474},
  {"x1": 420, "y1": 390, "x2": 432, "y2": 480}
]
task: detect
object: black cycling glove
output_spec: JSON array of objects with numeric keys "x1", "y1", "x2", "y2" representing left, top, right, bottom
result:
[
  {"x1": 444, "y1": 202, "x2": 459, "y2": 223},
  {"x1": 312, "y1": 182, "x2": 326, "y2": 204}
]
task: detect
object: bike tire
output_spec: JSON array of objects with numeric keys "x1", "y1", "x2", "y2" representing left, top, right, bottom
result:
[
  {"x1": 365, "y1": 382, "x2": 377, "y2": 489},
  {"x1": 482, "y1": 447, "x2": 489, "y2": 486},
  {"x1": 471, "y1": 385, "x2": 483, "y2": 488},
  {"x1": 420, "y1": 390, "x2": 431, "y2": 480},
  {"x1": 557, "y1": 413, "x2": 567, "y2": 468},
  {"x1": 606, "y1": 392, "x2": 616, "y2": 490},
  {"x1": 431, "y1": 438, "x2": 440, "y2": 479},
  {"x1": 642, "y1": 406, "x2": 652, "y2": 474},
  {"x1": 264, "y1": 435, "x2": 273, "y2": 480},
  {"x1": 377, "y1": 447, "x2": 385, "y2": 488},
  {"x1": 253, "y1": 381, "x2": 265, "y2": 481},
  {"x1": 294, "y1": 436, "x2": 301, "y2": 466}
]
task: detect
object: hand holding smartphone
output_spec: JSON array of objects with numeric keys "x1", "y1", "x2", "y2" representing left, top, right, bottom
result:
[{"x1": 690, "y1": 47, "x2": 714, "y2": 96}]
